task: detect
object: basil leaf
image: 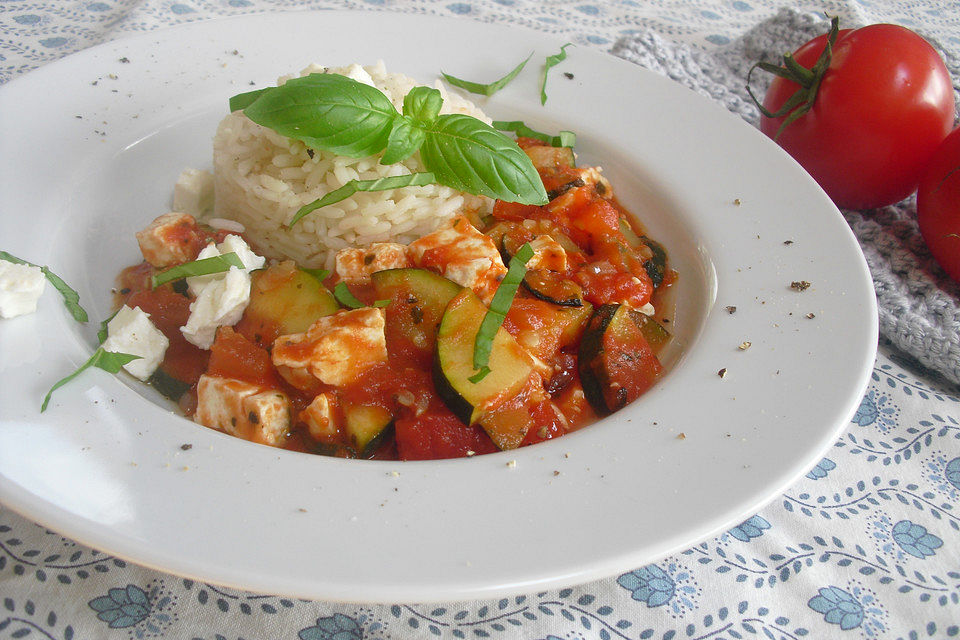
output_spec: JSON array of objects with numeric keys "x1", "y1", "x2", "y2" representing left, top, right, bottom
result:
[
  {"x1": 541, "y1": 43, "x2": 573, "y2": 105},
  {"x1": 229, "y1": 87, "x2": 269, "y2": 112},
  {"x1": 97, "y1": 307, "x2": 121, "y2": 344},
  {"x1": 300, "y1": 267, "x2": 330, "y2": 283},
  {"x1": 151, "y1": 252, "x2": 245, "y2": 289},
  {"x1": 289, "y1": 173, "x2": 437, "y2": 226},
  {"x1": 492, "y1": 120, "x2": 576, "y2": 148},
  {"x1": 470, "y1": 242, "x2": 534, "y2": 382},
  {"x1": 242, "y1": 73, "x2": 398, "y2": 158},
  {"x1": 419, "y1": 114, "x2": 548, "y2": 205},
  {"x1": 41, "y1": 347, "x2": 141, "y2": 412},
  {"x1": 381, "y1": 116, "x2": 427, "y2": 165},
  {"x1": 442, "y1": 53, "x2": 532, "y2": 97},
  {"x1": 0, "y1": 250, "x2": 88, "y2": 323},
  {"x1": 333, "y1": 281, "x2": 364, "y2": 309},
  {"x1": 403, "y1": 86, "x2": 443, "y2": 125}
]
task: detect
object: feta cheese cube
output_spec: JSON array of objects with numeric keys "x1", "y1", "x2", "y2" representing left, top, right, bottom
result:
[
  {"x1": 335, "y1": 242, "x2": 413, "y2": 284},
  {"x1": 194, "y1": 374, "x2": 290, "y2": 446},
  {"x1": 526, "y1": 235, "x2": 568, "y2": 272},
  {"x1": 135, "y1": 212, "x2": 205, "y2": 269},
  {"x1": 0, "y1": 260, "x2": 45, "y2": 318},
  {"x1": 173, "y1": 168, "x2": 215, "y2": 217},
  {"x1": 181, "y1": 268, "x2": 251, "y2": 350},
  {"x1": 101, "y1": 305, "x2": 169, "y2": 381},
  {"x1": 187, "y1": 234, "x2": 264, "y2": 297},
  {"x1": 272, "y1": 307, "x2": 388, "y2": 388},
  {"x1": 300, "y1": 392, "x2": 340, "y2": 442},
  {"x1": 408, "y1": 215, "x2": 507, "y2": 303}
]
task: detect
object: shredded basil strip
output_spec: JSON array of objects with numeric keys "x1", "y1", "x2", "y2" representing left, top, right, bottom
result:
[
  {"x1": 470, "y1": 242, "x2": 534, "y2": 383},
  {"x1": 300, "y1": 267, "x2": 330, "y2": 283},
  {"x1": 151, "y1": 252, "x2": 245, "y2": 289},
  {"x1": 492, "y1": 121, "x2": 576, "y2": 148},
  {"x1": 231, "y1": 74, "x2": 547, "y2": 207},
  {"x1": 441, "y1": 53, "x2": 532, "y2": 97},
  {"x1": 541, "y1": 43, "x2": 574, "y2": 105},
  {"x1": 97, "y1": 307, "x2": 121, "y2": 344},
  {"x1": 289, "y1": 173, "x2": 436, "y2": 227},
  {"x1": 0, "y1": 250, "x2": 88, "y2": 323},
  {"x1": 41, "y1": 347, "x2": 140, "y2": 412},
  {"x1": 333, "y1": 281, "x2": 365, "y2": 309}
]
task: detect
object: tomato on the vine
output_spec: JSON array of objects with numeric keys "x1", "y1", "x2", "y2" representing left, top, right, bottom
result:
[
  {"x1": 753, "y1": 19, "x2": 955, "y2": 210},
  {"x1": 917, "y1": 127, "x2": 960, "y2": 284}
]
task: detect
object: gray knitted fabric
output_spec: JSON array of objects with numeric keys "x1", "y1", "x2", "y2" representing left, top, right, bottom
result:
[{"x1": 611, "y1": 7, "x2": 960, "y2": 387}]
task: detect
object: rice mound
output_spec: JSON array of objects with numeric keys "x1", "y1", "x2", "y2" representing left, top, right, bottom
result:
[{"x1": 211, "y1": 61, "x2": 494, "y2": 269}]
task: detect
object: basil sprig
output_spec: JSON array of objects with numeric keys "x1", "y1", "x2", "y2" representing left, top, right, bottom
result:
[
  {"x1": 1, "y1": 250, "x2": 88, "y2": 323},
  {"x1": 150, "y1": 252, "x2": 245, "y2": 289},
  {"x1": 441, "y1": 53, "x2": 532, "y2": 97},
  {"x1": 232, "y1": 76, "x2": 548, "y2": 217},
  {"x1": 333, "y1": 282, "x2": 390, "y2": 309},
  {"x1": 492, "y1": 121, "x2": 576, "y2": 148},
  {"x1": 470, "y1": 242, "x2": 534, "y2": 383},
  {"x1": 290, "y1": 173, "x2": 436, "y2": 227},
  {"x1": 41, "y1": 347, "x2": 140, "y2": 412},
  {"x1": 541, "y1": 43, "x2": 574, "y2": 105}
]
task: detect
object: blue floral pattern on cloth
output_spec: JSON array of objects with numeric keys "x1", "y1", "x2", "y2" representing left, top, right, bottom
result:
[{"x1": 1, "y1": 1, "x2": 960, "y2": 638}]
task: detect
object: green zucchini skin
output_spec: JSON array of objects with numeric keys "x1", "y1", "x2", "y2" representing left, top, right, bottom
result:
[
  {"x1": 371, "y1": 268, "x2": 461, "y2": 357},
  {"x1": 344, "y1": 404, "x2": 394, "y2": 458},
  {"x1": 578, "y1": 303, "x2": 663, "y2": 415},
  {"x1": 148, "y1": 368, "x2": 192, "y2": 402},
  {"x1": 433, "y1": 289, "x2": 534, "y2": 426},
  {"x1": 521, "y1": 270, "x2": 584, "y2": 307}
]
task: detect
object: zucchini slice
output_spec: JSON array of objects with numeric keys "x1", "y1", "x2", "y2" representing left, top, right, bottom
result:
[
  {"x1": 629, "y1": 309, "x2": 671, "y2": 351},
  {"x1": 578, "y1": 303, "x2": 663, "y2": 415},
  {"x1": 618, "y1": 218, "x2": 667, "y2": 289},
  {"x1": 371, "y1": 268, "x2": 462, "y2": 357},
  {"x1": 237, "y1": 261, "x2": 339, "y2": 345},
  {"x1": 344, "y1": 403, "x2": 394, "y2": 457},
  {"x1": 434, "y1": 289, "x2": 534, "y2": 425},
  {"x1": 521, "y1": 270, "x2": 583, "y2": 307}
]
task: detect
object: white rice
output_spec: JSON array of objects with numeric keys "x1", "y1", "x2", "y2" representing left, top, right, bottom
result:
[{"x1": 210, "y1": 61, "x2": 494, "y2": 269}]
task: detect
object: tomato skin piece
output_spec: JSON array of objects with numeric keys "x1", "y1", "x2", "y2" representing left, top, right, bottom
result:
[
  {"x1": 760, "y1": 24, "x2": 954, "y2": 210},
  {"x1": 917, "y1": 127, "x2": 960, "y2": 284}
]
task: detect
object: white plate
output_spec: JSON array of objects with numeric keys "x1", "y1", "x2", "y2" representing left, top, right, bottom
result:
[{"x1": 0, "y1": 11, "x2": 877, "y2": 602}]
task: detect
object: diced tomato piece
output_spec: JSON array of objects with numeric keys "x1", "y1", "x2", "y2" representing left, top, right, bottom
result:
[
  {"x1": 207, "y1": 326, "x2": 280, "y2": 388},
  {"x1": 574, "y1": 262, "x2": 653, "y2": 309},
  {"x1": 492, "y1": 199, "x2": 541, "y2": 222},
  {"x1": 395, "y1": 406, "x2": 498, "y2": 460},
  {"x1": 126, "y1": 287, "x2": 209, "y2": 384},
  {"x1": 520, "y1": 401, "x2": 567, "y2": 446}
]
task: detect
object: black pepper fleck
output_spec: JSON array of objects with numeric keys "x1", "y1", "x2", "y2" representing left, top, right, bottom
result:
[
  {"x1": 790, "y1": 280, "x2": 812, "y2": 292},
  {"x1": 180, "y1": 443, "x2": 193, "y2": 450}
]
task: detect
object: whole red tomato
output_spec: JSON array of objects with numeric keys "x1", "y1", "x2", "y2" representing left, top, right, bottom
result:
[
  {"x1": 758, "y1": 22, "x2": 955, "y2": 210},
  {"x1": 917, "y1": 127, "x2": 960, "y2": 283}
]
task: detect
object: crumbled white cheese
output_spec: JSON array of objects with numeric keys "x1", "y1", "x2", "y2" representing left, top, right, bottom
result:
[
  {"x1": 101, "y1": 305, "x2": 169, "y2": 381},
  {"x1": 0, "y1": 260, "x2": 45, "y2": 318},
  {"x1": 181, "y1": 268, "x2": 251, "y2": 350},
  {"x1": 172, "y1": 168, "x2": 214, "y2": 217},
  {"x1": 272, "y1": 307, "x2": 388, "y2": 388},
  {"x1": 187, "y1": 234, "x2": 264, "y2": 297},
  {"x1": 194, "y1": 375, "x2": 290, "y2": 446},
  {"x1": 136, "y1": 212, "x2": 204, "y2": 269}
]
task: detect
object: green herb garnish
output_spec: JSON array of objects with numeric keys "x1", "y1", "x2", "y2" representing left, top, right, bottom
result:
[
  {"x1": 97, "y1": 307, "x2": 121, "y2": 344},
  {"x1": 151, "y1": 252, "x2": 244, "y2": 289},
  {"x1": 0, "y1": 250, "x2": 88, "y2": 323},
  {"x1": 333, "y1": 281, "x2": 389, "y2": 309},
  {"x1": 541, "y1": 43, "x2": 573, "y2": 105},
  {"x1": 233, "y1": 74, "x2": 548, "y2": 218},
  {"x1": 290, "y1": 173, "x2": 437, "y2": 227},
  {"x1": 41, "y1": 347, "x2": 141, "y2": 412},
  {"x1": 300, "y1": 267, "x2": 331, "y2": 283},
  {"x1": 441, "y1": 53, "x2": 532, "y2": 97},
  {"x1": 492, "y1": 121, "x2": 576, "y2": 148},
  {"x1": 470, "y1": 242, "x2": 534, "y2": 383}
]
